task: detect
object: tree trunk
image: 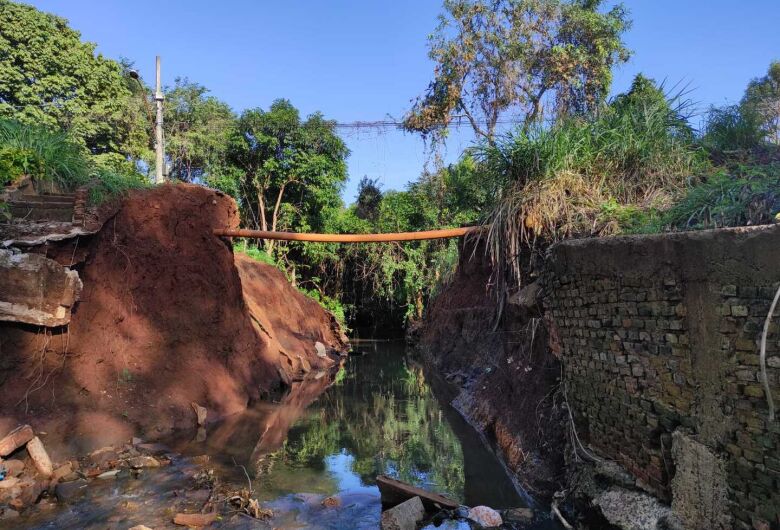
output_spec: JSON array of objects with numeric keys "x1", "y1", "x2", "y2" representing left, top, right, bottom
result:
[{"x1": 267, "y1": 182, "x2": 287, "y2": 254}]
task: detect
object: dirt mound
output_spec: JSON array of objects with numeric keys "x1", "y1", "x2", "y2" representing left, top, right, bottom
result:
[
  {"x1": 0, "y1": 183, "x2": 346, "y2": 459},
  {"x1": 416, "y1": 240, "x2": 566, "y2": 500}
]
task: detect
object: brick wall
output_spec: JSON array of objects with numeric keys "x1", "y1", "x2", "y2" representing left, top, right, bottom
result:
[{"x1": 543, "y1": 225, "x2": 780, "y2": 529}]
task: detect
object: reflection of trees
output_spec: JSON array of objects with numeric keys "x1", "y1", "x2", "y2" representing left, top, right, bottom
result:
[{"x1": 265, "y1": 354, "x2": 466, "y2": 501}]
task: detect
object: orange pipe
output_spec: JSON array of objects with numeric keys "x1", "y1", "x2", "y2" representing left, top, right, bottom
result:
[{"x1": 213, "y1": 226, "x2": 482, "y2": 242}]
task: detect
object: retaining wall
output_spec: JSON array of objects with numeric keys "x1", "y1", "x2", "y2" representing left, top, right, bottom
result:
[{"x1": 544, "y1": 224, "x2": 780, "y2": 529}]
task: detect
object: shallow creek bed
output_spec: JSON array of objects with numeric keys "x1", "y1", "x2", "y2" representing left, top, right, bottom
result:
[{"x1": 2, "y1": 341, "x2": 561, "y2": 529}]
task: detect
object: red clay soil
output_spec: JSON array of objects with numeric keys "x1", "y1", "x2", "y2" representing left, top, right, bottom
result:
[
  {"x1": 0, "y1": 183, "x2": 346, "y2": 460},
  {"x1": 417, "y1": 240, "x2": 566, "y2": 500}
]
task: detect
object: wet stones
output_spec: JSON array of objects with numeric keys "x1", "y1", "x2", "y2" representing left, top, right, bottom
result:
[
  {"x1": 467, "y1": 505, "x2": 503, "y2": 527},
  {"x1": 381, "y1": 496, "x2": 425, "y2": 530}
]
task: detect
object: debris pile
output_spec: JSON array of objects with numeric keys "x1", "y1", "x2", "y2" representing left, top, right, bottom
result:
[{"x1": 376, "y1": 475, "x2": 537, "y2": 530}]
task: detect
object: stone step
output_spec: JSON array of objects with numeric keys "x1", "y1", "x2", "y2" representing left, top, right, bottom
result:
[{"x1": 7, "y1": 205, "x2": 74, "y2": 222}]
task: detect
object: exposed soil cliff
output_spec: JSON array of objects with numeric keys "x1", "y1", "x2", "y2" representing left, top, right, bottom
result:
[
  {"x1": 415, "y1": 241, "x2": 566, "y2": 503},
  {"x1": 0, "y1": 184, "x2": 347, "y2": 460}
]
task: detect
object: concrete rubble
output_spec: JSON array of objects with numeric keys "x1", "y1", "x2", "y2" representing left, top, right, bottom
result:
[{"x1": 0, "y1": 249, "x2": 82, "y2": 327}]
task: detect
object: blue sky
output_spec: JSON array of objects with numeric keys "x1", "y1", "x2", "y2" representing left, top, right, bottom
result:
[{"x1": 24, "y1": 1, "x2": 780, "y2": 202}]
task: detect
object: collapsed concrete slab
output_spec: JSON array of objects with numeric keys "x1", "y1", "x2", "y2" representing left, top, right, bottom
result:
[{"x1": 0, "y1": 249, "x2": 81, "y2": 327}]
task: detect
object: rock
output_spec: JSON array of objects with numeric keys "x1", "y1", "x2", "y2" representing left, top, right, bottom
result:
[
  {"x1": 468, "y1": 506, "x2": 503, "y2": 527},
  {"x1": 51, "y1": 462, "x2": 73, "y2": 483},
  {"x1": 0, "y1": 508, "x2": 20, "y2": 521},
  {"x1": 321, "y1": 495, "x2": 340, "y2": 507},
  {"x1": 503, "y1": 507, "x2": 534, "y2": 523},
  {"x1": 191, "y1": 402, "x2": 208, "y2": 426},
  {"x1": 55, "y1": 479, "x2": 88, "y2": 502},
  {"x1": 593, "y1": 488, "x2": 671, "y2": 530},
  {"x1": 89, "y1": 447, "x2": 119, "y2": 467},
  {"x1": 0, "y1": 249, "x2": 82, "y2": 327},
  {"x1": 129, "y1": 526, "x2": 154, "y2": 530},
  {"x1": 136, "y1": 443, "x2": 170, "y2": 455},
  {"x1": 26, "y1": 436, "x2": 53, "y2": 477},
  {"x1": 17, "y1": 478, "x2": 45, "y2": 506},
  {"x1": 2, "y1": 459, "x2": 25, "y2": 477},
  {"x1": 508, "y1": 281, "x2": 541, "y2": 309},
  {"x1": 131, "y1": 437, "x2": 144, "y2": 446},
  {"x1": 0, "y1": 425, "x2": 34, "y2": 457},
  {"x1": 128, "y1": 456, "x2": 161, "y2": 469},
  {"x1": 173, "y1": 512, "x2": 217, "y2": 527},
  {"x1": 315, "y1": 341, "x2": 328, "y2": 358},
  {"x1": 380, "y1": 496, "x2": 425, "y2": 530},
  {"x1": 0, "y1": 477, "x2": 19, "y2": 489},
  {"x1": 97, "y1": 470, "x2": 121, "y2": 479}
]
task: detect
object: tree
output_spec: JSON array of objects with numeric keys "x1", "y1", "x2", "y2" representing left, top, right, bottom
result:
[
  {"x1": 164, "y1": 78, "x2": 235, "y2": 181},
  {"x1": 741, "y1": 61, "x2": 780, "y2": 144},
  {"x1": 355, "y1": 176, "x2": 383, "y2": 221},
  {"x1": 0, "y1": 1, "x2": 138, "y2": 154},
  {"x1": 403, "y1": 0, "x2": 631, "y2": 143},
  {"x1": 229, "y1": 99, "x2": 349, "y2": 252}
]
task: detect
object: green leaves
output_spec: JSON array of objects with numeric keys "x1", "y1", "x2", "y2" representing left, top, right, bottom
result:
[
  {"x1": 404, "y1": 0, "x2": 631, "y2": 142},
  {"x1": 0, "y1": 1, "x2": 136, "y2": 154}
]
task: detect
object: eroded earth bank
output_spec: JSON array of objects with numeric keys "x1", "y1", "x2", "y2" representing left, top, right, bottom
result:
[{"x1": 0, "y1": 183, "x2": 347, "y2": 460}]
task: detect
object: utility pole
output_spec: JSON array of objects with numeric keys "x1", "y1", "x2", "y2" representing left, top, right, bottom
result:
[{"x1": 154, "y1": 55, "x2": 165, "y2": 184}]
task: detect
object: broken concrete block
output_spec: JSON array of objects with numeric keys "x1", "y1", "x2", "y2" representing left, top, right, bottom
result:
[
  {"x1": 0, "y1": 425, "x2": 34, "y2": 457},
  {"x1": 26, "y1": 436, "x2": 53, "y2": 477},
  {"x1": 380, "y1": 496, "x2": 425, "y2": 530},
  {"x1": 671, "y1": 430, "x2": 731, "y2": 530},
  {"x1": 0, "y1": 249, "x2": 82, "y2": 327}
]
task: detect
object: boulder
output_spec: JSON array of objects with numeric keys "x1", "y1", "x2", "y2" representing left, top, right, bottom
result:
[
  {"x1": 380, "y1": 496, "x2": 425, "y2": 530},
  {"x1": 0, "y1": 249, "x2": 82, "y2": 327},
  {"x1": 127, "y1": 456, "x2": 161, "y2": 469},
  {"x1": 468, "y1": 506, "x2": 503, "y2": 527},
  {"x1": 0, "y1": 425, "x2": 34, "y2": 457},
  {"x1": 55, "y1": 479, "x2": 88, "y2": 503},
  {"x1": 2, "y1": 459, "x2": 25, "y2": 477}
]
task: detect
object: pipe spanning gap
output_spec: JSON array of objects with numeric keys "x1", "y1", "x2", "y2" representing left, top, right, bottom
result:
[{"x1": 213, "y1": 226, "x2": 482, "y2": 242}]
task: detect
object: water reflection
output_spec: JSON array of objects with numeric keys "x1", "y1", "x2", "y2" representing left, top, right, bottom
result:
[
  {"x1": 19, "y1": 340, "x2": 531, "y2": 529},
  {"x1": 175, "y1": 340, "x2": 526, "y2": 524}
]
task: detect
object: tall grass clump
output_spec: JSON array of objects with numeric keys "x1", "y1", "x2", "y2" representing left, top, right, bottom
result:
[
  {"x1": 0, "y1": 119, "x2": 89, "y2": 188},
  {"x1": 662, "y1": 163, "x2": 780, "y2": 230},
  {"x1": 479, "y1": 75, "x2": 706, "y2": 287}
]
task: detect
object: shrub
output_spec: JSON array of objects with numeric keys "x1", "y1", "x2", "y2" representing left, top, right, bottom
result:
[
  {"x1": 0, "y1": 119, "x2": 89, "y2": 189},
  {"x1": 661, "y1": 163, "x2": 780, "y2": 230},
  {"x1": 702, "y1": 105, "x2": 764, "y2": 155}
]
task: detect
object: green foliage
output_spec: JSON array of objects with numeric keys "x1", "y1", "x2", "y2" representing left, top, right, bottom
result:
[
  {"x1": 227, "y1": 100, "x2": 349, "y2": 243},
  {"x1": 86, "y1": 166, "x2": 149, "y2": 205},
  {"x1": 0, "y1": 1, "x2": 139, "y2": 154},
  {"x1": 164, "y1": 78, "x2": 236, "y2": 181},
  {"x1": 404, "y1": 0, "x2": 631, "y2": 141},
  {"x1": 480, "y1": 74, "x2": 705, "y2": 284},
  {"x1": 298, "y1": 287, "x2": 348, "y2": 329},
  {"x1": 237, "y1": 244, "x2": 278, "y2": 266},
  {"x1": 0, "y1": 119, "x2": 89, "y2": 188},
  {"x1": 702, "y1": 104, "x2": 764, "y2": 154},
  {"x1": 660, "y1": 163, "x2": 780, "y2": 230},
  {"x1": 741, "y1": 61, "x2": 780, "y2": 145}
]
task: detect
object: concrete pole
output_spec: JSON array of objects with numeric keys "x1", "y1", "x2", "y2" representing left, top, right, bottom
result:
[{"x1": 154, "y1": 56, "x2": 165, "y2": 184}]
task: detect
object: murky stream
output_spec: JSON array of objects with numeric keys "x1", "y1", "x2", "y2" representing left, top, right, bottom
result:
[{"x1": 17, "y1": 340, "x2": 556, "y2": 529}]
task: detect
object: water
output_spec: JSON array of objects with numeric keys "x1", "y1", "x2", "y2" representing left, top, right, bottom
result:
[{"x1": 17, "y1": 340, "x2": 549, "y2": 529}]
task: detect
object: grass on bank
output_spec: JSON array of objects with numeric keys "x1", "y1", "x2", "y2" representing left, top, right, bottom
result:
[{"x1": 0, "y1": 119, "x2": 148, "y2": 204}]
